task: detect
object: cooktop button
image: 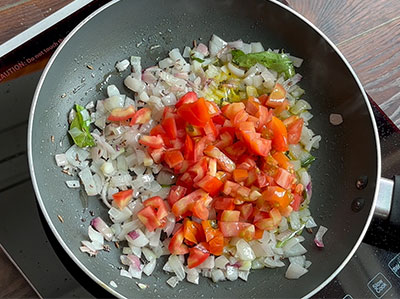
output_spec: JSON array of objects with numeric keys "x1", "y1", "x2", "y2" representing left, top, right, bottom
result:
[
  {"x1": 367, "y1": 272, "x2": 392, "y2": 298},
  {"x1": 388, "y1": 253, "x2": 400, "y2": 278}
]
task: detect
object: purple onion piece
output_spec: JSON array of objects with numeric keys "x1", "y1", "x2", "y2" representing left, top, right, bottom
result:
[
  {"x1": 314, "y1": 225, "x2": 328, "y2": 248},
  {"x1": 128, "y1": 230, "x2": 140, "y2": 240}
]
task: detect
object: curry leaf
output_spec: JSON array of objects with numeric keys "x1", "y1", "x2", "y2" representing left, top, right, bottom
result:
[{"x1": 68, "y1": 104, "x2": 95, "y2": 148}]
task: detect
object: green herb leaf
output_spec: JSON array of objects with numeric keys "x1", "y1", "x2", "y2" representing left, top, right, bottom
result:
[
  {"x1": 68, "y1": 104, "x2": 95, "y2": 148},
  {"x1": 191, "y1": 57, "x2": 205, "y2": 63},
  {"x1": 160, "y1": 184, "x2": 172, "y2": 188},
  {"x1": 301, "y1": 155, "x2": 316, "y2": 168},
  {"x1": 231, "y1": 49, "x2": 295, "y2": 79}
]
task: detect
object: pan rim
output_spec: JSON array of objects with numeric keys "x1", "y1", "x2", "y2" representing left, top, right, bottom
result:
[{"x1": 27, "y1": 0, "x2": 382, "y2": 298}]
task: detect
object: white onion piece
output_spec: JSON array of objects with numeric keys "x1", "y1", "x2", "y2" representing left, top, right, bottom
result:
[
  {"x1": 103, "y1": 95, "x2": 125, "y2": 112},
  {"x1": 198, "y1": 256, "x2": 215, "y2": 269},
  {"x1": 126, "y1": 229, "x2": 149, "y2": 247},
  {"x1": 209, "y1": 34, "x2": 227, "y2": 57},
  {"x1": 65, "y1": 144, "x2": 90, "y2": 168},
  {"x1": 186, "y1": 268, "x2": 199, "y2": 284},
  {"x1": 289, "y1": 211, "x2": 301, "y2": 230},
  {"x1": 55, "y1": 154, "x2": 68, "y2": 167},
  {"x1": 143, "y1": 259, "x2": 156, "y2": 276},
  {"x1": 226, "y1": 265, "x2": 239, "y2": 281},
  {"x1": 305, "y1": 216, "x2": 317, "y2": 228},
  {"x1": 116, "y1": 59, "x2": 130, "y2": 72},
  {"x1": 78, "y1": 167, "x2": 97, "y2": 196},
  {"x1": 166, "y1": 276, "x2": 179, "y2": 288},
  {"x1": 285, "y1": 262, "x2": 308, "y2": 279},
  {"x1": 91, "y1": 217, "x2": 113, "y2": 241},
  {"x1": 124, "y1": 75, "x2": 145, "y2": 93},
  {"x1": 65, "y1": 180, "x2": 80, "y2": 188},
  {"x1": 227, "y1": 62, "x2": 245, "y2": 77},
  {"x1": 142, "y1": 247, "x2": 156, "y2": 261},
  {"x1": 211, "y1": 269, "x2": 225, "y2": 282},
  {"x1": 163, "y1": 261, "x2": 173, "y2": 273},
  {"x1": 120, "y1": 269, "x2": 132, "y2": 278},
  {"x1": 236, "y1": 239, "x2": 256, "y2": 261},
  {"x1": 108, "y1": 207, "x2": 132, "y2": 223},
  {"x1": 129, "y1": 245, "x2": 141, "y2": 258},
  {"x1": 238, "y1": 270, "x2": 250, "y2": 281},
  {"x1": 168, "y1": 255, "x2": 185, "y2": 281},
  {"x1": 314, "y1": 225, "x2": 328, "y2": 248},
  {"x1": 128, "y1": 265, "x2": 142, "y2": 279},
  {"x1": 289, "y1": 255, "x2": 306, "y2": 268},
  {"x1": 107, "y1": 85, "x2": 120, "y2": 97},
  {"x1": 250, "y1": 42, "x2": 264, "y2": 53},
  {"x1": 284, "y1": 243, "x2": 307, "y2": 257},
  {"x1": 130, "y1": 56, "x2": 142, "y2": 77}
]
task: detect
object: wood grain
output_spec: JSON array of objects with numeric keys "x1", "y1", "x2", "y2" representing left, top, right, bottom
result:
[
  {"x1": 0, "y1": 0, "x2": 73, "y2": 45},
  {"x1": 0, "y1": 248, "x2": 38, "y2": 298}
]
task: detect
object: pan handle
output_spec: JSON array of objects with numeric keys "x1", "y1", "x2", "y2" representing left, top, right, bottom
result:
[{"x1": 375, "y1": 176, "x2": 400, "y2": 226}]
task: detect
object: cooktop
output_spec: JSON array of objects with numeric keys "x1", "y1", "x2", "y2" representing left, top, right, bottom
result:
[{"x1": 1, "y1": 1, "x2": 400, "y2": 298}]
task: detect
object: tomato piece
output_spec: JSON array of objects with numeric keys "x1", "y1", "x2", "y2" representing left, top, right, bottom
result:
[
  {"x1": 256, "y1": 171, "x2": 269, "y2": 188},
  {"x1": 219, "y1": 222, "x2": 252, "y2": 237},
  {"x1": 177, "y1": 97, "x2": 210, "y2": 127},
  {"x1": 237, "y1": 203, "x2": 253, "y2": 221},
  {"x1": 108, "y1": 105, "x2": 136, "y2": 122},
  {"x1": 188, "y1": 157, "x2": 208, "y2": 183},
  {"x1": 172, "y1": 189, "x2": 208, "y2": 217},
  {"x1": 222, "y1": 181, "x2": 241, "y2": 197},
  {"x1": 267, "y1": 116, "x2": 288, "y2": 152},
  {"x1": 168, "y1": 226, "x2": 189, "y2": 255},
  {"x1": 188, "y1": 242, "x2": 210, "y2": 269},
  {"x1": 238, "y1": 224, "x2": 255, "y2": 241},
  {"x1": 265, "y1": 83, "x2": 286, "y2": 108},
  {"x1": 203, "y1": 120, "x2": 218, "y2": 141},
  {"x1": 208, "y1": 158, "x2": 217, "y2": 176},
  {"x1": 143, "y1": 196, "x2": 168, "y2": 220},
  {"x1": 214, "y1": 197, "x2": 235, "y2": 210},
  {"x1": 139, "y1": 135, "x2": 164, "y2": 149},
  {"x1": 196, "y1": 174, "x2": 223, "y2": 196},
  {"x1": 162, "y1": 117, "x2": 178, "y2": 140},
  {"x1": 238, "y1": 121, "x2": 256, "y2": 134},
  {"x1": 183, "y1": 135, "x2": 194, "y2": 160},
  {"x1": 245, "y1": 97, "x2": 260, "y2": 116},
  {"x1": 204, "y1": 145, "x2": 236, "y2": 173},
  {"x1": 176, "y1": 91, "x2": 198, "y2": 108},
  {"x1": 254, "y1": 218, "x2": 275, "y2": 231},
  {"x1": 274, "y1": 167, "x2": 293, "y2": 189},
  {"x1": 184, "y1": 218, "x2": 202, "y2": 244},
  {"x1": 164, "y1": 150, "x2": 184, "y2": 168},
  {"x1": 287, "y1": 117, "x2": 304, "y2": 144},
  {"x1": 221, "y1": 210, "x2": 240, "y2": 222},
  {"x1": 232, "y1": 109, "x2": 249, "y2": 127},
  {"x1": 201, "y1": 220, "x2": 219, "y2": 242},
  {"x1": 222, "y1": 102, "x2": 246, "y2": 120},
  {"x1": 256, "y1": 105, "x2": 273, "y2": 130},
  {"x1": 254, "y1": 228, "x2": 264, "y2": 239},
  {"x1": 148, "y1": 147, "x2": 165, "y2": 163},
  {"x1": 112, "y1": 189, "x2": 133, "y2": 210},
  {"x1": 150, "y1": 124, "x2": 166, "y2": 136},
  {"x1": 246, "y1": 168, "x2": 258, "y2": 186},
  {"x1": 205, "y1": 100, "x2": 221, "y2": 117},
  {"x1": 137, "y1": 206, "x2": 161, "y2": 232},
  {"x1": 212, "y1": 114, "x2": 226, "y2": 125},
  {"x1": 219, "y1": 126, "x2": 236, "y2": 139},
  {"x1": 194, "y1": 136, "x2": 210, "y2": 162},
  {"x1": 130, "y1": 107, "x2": 151, "y2": 125},
  {"x1": 208, "y1": 231, "x2": 224, "y2": 256},
  {"x1": 269, "y1": 207, "x2": 282, "y2": 226},
  {"x1": 224, "y1": 141, "x2": 247, "y2": 160},
  {"x1": 242, "y1": 131, "x2": 271, "y2": 157},
  {"x1": 215, "y1": 131, "x2": 234, "y2": 149},
  {"x1": 272, "y1": 151, "x2": 293, "y2": 170},
  {"x1": 232, "y1": 169, "x2": 248, "y2": 183},
  {"x1": 167, "y1": 185, "x2": 187, "y2": 207},
  {"x1": 291, "y1": 193, "x2": 302, "y2": 211},
  {"x1": 262, "y1": 186, "x2": 291, "y2": 211},
  {"x1": 193, "y1": 199, "x2": 209, "y2": 220}
]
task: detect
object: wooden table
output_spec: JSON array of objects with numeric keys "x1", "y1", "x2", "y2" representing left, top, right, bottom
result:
[{"x1": 0, "y1": 0, "x2": 399, "y2": 297}]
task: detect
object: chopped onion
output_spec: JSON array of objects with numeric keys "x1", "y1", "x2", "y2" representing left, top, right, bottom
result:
[
  {"x1": 227, "y1": 62, "x2": 245, "y2": 77},
  {"x1": 55, "y1": 154, "x2": 69, "y2": 167},
  {"x1": 126, "y1": 229, "x2": 149, "y2": 247},
  {"x1": 226, "y1": 265, "x2": 239, "y2": 281},
  {"x1": 285, "y1": 262, "x2": 308, "y2": 279},
  {"x1": 91, "y1": 217, "x2": 113, "y2": 241},
  {"x1": 156, "y1": 170, "x2": 176, "y2": 185},
  {"x1": 143, "y1": 259, "x2": 156, "y2": 276},
  {"x1": 168, "y1": 255, "x2": 185, "y2": 281},
  {"x1": 116, "y1": 59, "x2": 130, "y2": 72},
  {"x1": 236, "y1": 239, "x2": 256, "y2": 261},
  {"x1": 186, "y1": 268, "x2": 199, "y2": 284},
  {"x1": 198, "y1": 256, "x2": 215, "y2": 269},
  {"x1": 215, "y1": 255, "x2": 229, "y2": 269},
  {"x1": 65, "y1": 180, "x2": 80, "y2": 188},
  {"x1": 108, "y1": 207, "x2": 132, "y2": 223},
  {"x1": 166, "y1": 276, "x2": 179, "y2": 288},
  {"x1": 211, "y1": 269, "x2": 225, "y2": 282},
  {"x1": 314, "y1": 225, "x2": 328, "y2": 248}
]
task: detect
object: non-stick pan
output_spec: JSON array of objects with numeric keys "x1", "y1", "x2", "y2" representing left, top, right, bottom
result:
[{"x1": 28, "y1": 0, "x2": 392, "y2": 297}]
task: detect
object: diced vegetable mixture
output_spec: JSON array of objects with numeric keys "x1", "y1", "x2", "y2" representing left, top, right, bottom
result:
[{"x1": 55, "y1": 34, "x2": 325, "y2": 287}]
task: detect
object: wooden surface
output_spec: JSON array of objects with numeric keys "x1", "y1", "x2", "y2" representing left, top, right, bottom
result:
[{"x1": 0, "y1": 0, "x2": 399, "y2": 298}]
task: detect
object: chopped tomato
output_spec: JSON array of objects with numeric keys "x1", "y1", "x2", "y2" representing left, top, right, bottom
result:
[
  {"x1": 219, "y1": 222, "x2": 252, "y2": 237},
  {"x1": 272, "y1": 151, "x2": 293, "y2": 170},
  {"x1": 183, "y1": 218, "x2": 203, "y2": 244},
  {"x1": 274, "y1": 167, "x2": 293, "y2": 189},
  {"x1": 254, "y1": 228, "x2": 264, "y2": 239},
  {"x1": 265, "y1": 83, "x2": 286, "y2": 108},
  {"x1": 194, "y1": 136, "x2": 210, "y2": 162},
  {"x1": 112, "y1": 189, "x2": 133, "y2": 210},
  {"x1": 238, "y1": 224, "x2": 255, "y2": 241},
  {"x1": 269, "y1": 207, "x2": 282, "y2": 226},
  {"x1": 221, "y1": 210, "x2": 240, "y2": 222},
  {"x1": 188, "y1": 242, "x2": 210, "y2": 268},
  {"x1": 143, "y1": 196, "x2": 168, "y2": 220},
  {"x1": 237, "y1": 203, "x2": 253, "y2": 220},
  {"x1": 150, "y1": 124, "x2": 166, "y2": 136},
  {"x1": 167, "y1": 185, "x2": 187, "y2": 207},
  {"x1": 208, "y1": 158, "x2": 217, "y2": 176},
  {"x1": 137, "y1": 206, "x2": 161, "y2": 232},
  {"x1": 214, "y1": 197, "x2": 235, "y2": 210},
  {"x1": 183, "y1": 134, "x2": 194, "y2": 160},
  {"x1": 164, "y1": 150, "x2": 184, "y2": 168},
  {"x1": 177, "y1": 97, "x2": 210, "y2": 127},
  {"x1": 172, "y1": 189, "x2": 207, "y2": 217},
  {"x1": 204, "y1": 145, "x2": 236, "y2": 172},
  {"x1": 193, "y1": 199, "x2": 209, "y2": 220},
  {"x1": 205, "y1": 100, "x2": 221, "y2": 117},
  {"x1": 162, "y1": 117, "x2": 177, "y2": 139},
  {"x1": 196, "y1": 174, "x2": 223, "y2": 196},
  {"x1": 254, "y1": 217, "x2": 275, "y2": 231},
  {"x1": 208, "y1": 231, "x2": 224, "y2": 256},
  {"x1": 245, "y1": 97, "x2": 260, "y2": 116},
  {"x1": 176, "y1": 91, "x2": 198, "y2": 108},
  {"x1": 212, "y1": 114, "x2": 226, "y2": 125},
  {"x1": 203, "y1": 120, "x2": 218, "y2": 141},
  {"x1": 168, "y1": 226, "x2": 189, "y2": 255},
  {"x1": 188, "y1": 157, "x2": 208, "y2": 183},
  {"x1": 108, "y1": 105, "x2": 135, "y2": 122},
  {"x1": 139, "y1": 135, "x2": 164, "y2": 149},
  {"x1": 149, "y1": 147, "x2": 165, "y2": 163},
  {"x1": 130, "y1": 107, "x2": 151, "y2": 125},
  {"x1": 291, "y1": 193, "x2": 302, "y2": 211},
  {"x1": 262, "y1": 186, "x2": 291, "y2": 211},
  {"x1": 221, "y1": 102, "x2": 245, "y2": 120},
  {"x1": 232, "y1": 168, "x2": 248, "y2": 183},
  {"x1": 287, "y1": 117, "x2": 304, "y2": 144},
  {"x1": 256, "y1": 105, "x2": 272, "y2": 130},
  {"x1": 201, "y1": 220, "x2": 220, "y2": 242},
  {"x1": 224, "y1": 141, "x2": 247, "y2": 160},
  {"x1": 232, "y1": 109, "x2": 249, "y2": 126},
  {"x1": 267, "y1": 116, "x2": 288, "y2": 152},
  {"x1": 222, "y1": 181, "x2": 241, "y2": 197}
]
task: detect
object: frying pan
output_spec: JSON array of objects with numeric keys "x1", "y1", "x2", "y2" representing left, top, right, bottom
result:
[{"x1": 28, "y1": 0, "x2": 395, "y2": 297}]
